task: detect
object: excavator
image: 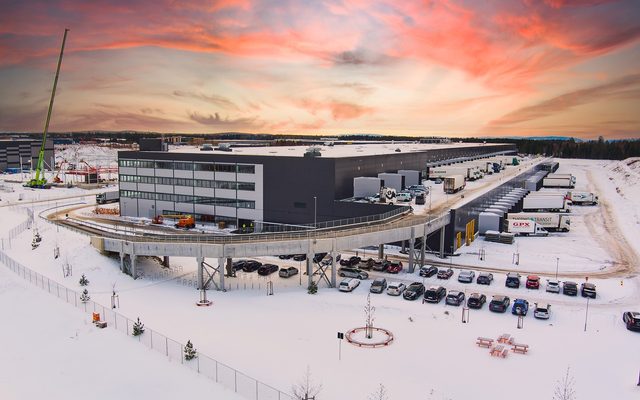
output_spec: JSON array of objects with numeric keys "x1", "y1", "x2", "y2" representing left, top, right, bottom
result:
[
  {"x1": 152, "y1": 214, "x2": 196, "y2": 229},
  {"x1": 25, "y1": 28, "x2": 69, "y2": 189}
]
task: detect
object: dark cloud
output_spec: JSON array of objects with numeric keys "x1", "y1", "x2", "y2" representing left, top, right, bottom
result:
[
  {"x1": 173, "y1": 90, "x2": 239, "y2": 110},
  {"x1": 188, "y1": 111, "x2": 263, "y2": 130}
]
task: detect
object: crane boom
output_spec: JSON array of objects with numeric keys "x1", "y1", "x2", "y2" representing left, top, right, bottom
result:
[{"x1": 28, "y1": 28, "x2": 69, "y2": 188}]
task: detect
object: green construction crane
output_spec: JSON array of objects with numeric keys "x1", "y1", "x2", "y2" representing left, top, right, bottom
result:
[{"x1": 26, "y1": 28, "x2": 69, "y2": 189}]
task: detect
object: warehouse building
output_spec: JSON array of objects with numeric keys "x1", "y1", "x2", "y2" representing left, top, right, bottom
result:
[
  {"x1": 118, "y1": 142, "x2": 516, "y2": 229},
  {"x1": 0, "y1": 138, "x2": 54, "y2": 172}
]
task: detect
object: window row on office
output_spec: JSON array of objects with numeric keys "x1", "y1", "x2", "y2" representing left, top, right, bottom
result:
[
  {"x1": 120, "y1": 190, "x2": 255, "y2": 209},
  {"x1": 119, "y1": 159, "x2": 255, "y2": 174},
  {"x1": 119, "y1": 175, "x2": 255, "y2": 191}
]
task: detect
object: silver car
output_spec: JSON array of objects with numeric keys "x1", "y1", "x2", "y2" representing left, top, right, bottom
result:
[
  {"x1": 458, "y1": 270, "x2": 475, "y2": 283},
  {"x1": 387, "y1": 282, "x2": 406, "y2": 296},
  {"x1": 546, "y1": 280, "x2": 561, "y2": 293}
]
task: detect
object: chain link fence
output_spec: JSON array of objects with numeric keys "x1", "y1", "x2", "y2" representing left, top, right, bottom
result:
[{"x1": 0, "y1": 210, "x2": 295, "y2": 400}]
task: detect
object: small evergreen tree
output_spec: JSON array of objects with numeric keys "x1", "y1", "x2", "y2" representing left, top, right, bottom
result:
[
  {"x1": 79, "y1": 274, "x2": 89, "y2": 286},
  {"x1": 184, "y1": 340, "x2": 197, "y2": 361},
  {"x1": 307, "y1": 281, "x2": 318, "y2": 294},
  {"x1": 132, "y1": 317, "x2": 145, "y2": 336},
  {"x1": 80, "y1": 289, "x2": 90, "y2": 303}
]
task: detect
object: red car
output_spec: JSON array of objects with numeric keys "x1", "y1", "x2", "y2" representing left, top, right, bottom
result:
[
  {"x1": 526, "y1": 275, "x2": 540, "y2": 289},
  {"x1": 385, "y1": 261, "x2": 403, "y2": 274}
]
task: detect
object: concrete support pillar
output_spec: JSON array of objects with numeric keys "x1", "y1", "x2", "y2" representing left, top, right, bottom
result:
[
  {"x1": 226, "y1": 257, "x2": 233, "y2": 277},
  {"x1": 330, "y1": 251, "x2": 337, "y2": 288},
  {"x1": 130, "y1": 254, "x2": 138, "y2": 279},
  {"x1": 218, "y1": 257, "x2": 225, "y2": 291},
  {"x1": 439, "y1": 226, "x2": 446, "y2": 259},
  {"x1": 306, "y1": 251, "x2": 313, "y2": 288},
  {"x1": 420, "y1": 225, "x2": 426, "y2": 268},
  {"x1": 119, "y1": 252, "x2": 124, "y2": 272},
  {"x1": 401, "y1": 240, "x2": 406, "y2": 253},
  {"x1": 378, "y1": 244, "x2": 384, "y2": 260},
  {"x1": 408, "y1": 227, "x2": 415, "y2": 273},
  {"x1": 196, "y1": 256, "x2": 204, "y2": 290},
  {"x1": 162, "y1": 256, "x2": 170, "y2": 268}
]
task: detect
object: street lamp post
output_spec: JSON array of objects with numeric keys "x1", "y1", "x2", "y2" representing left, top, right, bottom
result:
[
  {"x1": 313, "y1": 196, "x2": 317, "y2": 229},
  {"x1": 555, "y1": 257, "x2": 559, "y2": 280},
  {"x1": 584, "y1": 296, "x2": 590, "y2": 332}
]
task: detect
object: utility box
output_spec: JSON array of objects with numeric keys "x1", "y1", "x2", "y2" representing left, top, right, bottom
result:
[
  {"x1": 397, "y1": 170, "x2": 420, "y2": 187},
  {"x1": 377, "y1": 173, "x2": 403, "y2": 192},
  {"x1": 353, "y1": 177, "x2": 382, "y2": 198}
]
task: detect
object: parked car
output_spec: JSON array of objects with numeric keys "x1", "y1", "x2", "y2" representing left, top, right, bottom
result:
[
  {"x1": 358, "y1": 258, "x2": 382, "y2": 270},
  {"x1": 512, "y1": 299, "x2": 529, "y2": 316},
  {"x1": 242, "y1": 260, "x2": 262, "y2": 272},
  {"x1": 446, "y1": 291, "x2": 465, "y2": 306},
  {"x1": 437, "y1": 268, "x2": 454, "y2": 279},
  {"x1": 278, "y1": 266, "x2": 299, "y2": 278},
  {"x1": 424, "y1": 286, "x2": 446, "y2": 303},
  {"x1": 622, "y1": 311, "x2": 640, "y2": 332},
  {"x1": 563, "y1": 281, "x2": 578, "y2": 296},
  {"x1": 489, "y1": 295, "x2": 510, "y2": 313},
  {"x1": 581, "y1": 282, "x2": 597, "y2": 298},
  {"x1": 534, "y1": 303, "x2": 551, "y2": 320},
  {"x1": 231, "y1": 260, "x2": 248, "y2": 271},
  {"x1": 340, "y1": 256, "x2": 361, "y2": 267},
  {"x1": 387, "y1": 282, "x2": 406, "y2": 296},
  {"x1": 338, "y1": 267, "x2": 368, "y2": 280},
  {"x1": 526, "y1": 275, "x2": 540, "y2": 289},
  {"x1": 403, "y1": 282, "x2": 426, "y2": 300},
  {"x1": 396, "y1": 192, "x2": 412, "y2": 202},
  {"x1": 476, "y1": 272, "x2": 493, "y2": 285},
  {"x1": 419, "y1": 265, "x2": 438, "y2": 278},
  {"x1": 292, "y1": 254, "x2": 307, "y2": 262},
  {"x1": 546, "y1": 279, "x2": 561, "y2": 293},
  {"x1": 257, "y1": 264, "x2": 279, "y2": 276},
  {"x1": 278, "y1": 254, "x2": 293, "y2": 260},
  {"x1": 458, "y1": 270, "x2": 475, "y2": 283},
  {"x1": 386, "y1": 261, "x2": 403, "y2": 274},
  {"x1": 467, "y1": 293, "x2": 486, "y2": 309},
  {"x1": 408, "y1": 185, "x2": 427, "y2": 196},
  {"x1": 313, "y1": 253, "x2": 328, "y2": 263},
  {"x1": 339, "y1": 278, "x2": 360, "y2": 292},
  {"x1": 415, "y1": 192, "x2": 426, "y2": 205},
  {"x1": 505, "y1": 272, "x2": 521, "y2": 288},
  {"x1": 372, "y1": 260, "x2": 389, "y2": 272},
  {"x1": 369, "y1": 278, "x2": 387, "y2": 294}
]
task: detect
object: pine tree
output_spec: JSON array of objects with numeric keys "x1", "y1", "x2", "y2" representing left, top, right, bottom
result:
[
  {"x1": 79, "y1": 274, "x2": 89, "y2": 286},
  {"x1": 184, "y1": 340, "x2": 197, "y2": 361},
  {"x1": 307, "y1": 281, "x2": 318, "y2": 294},
  {"x1": 132, "y1": 317, "x2": 145, "y2": 336},
  {"x1": 80, "y1": 289, "x2": 90, "y2": 303}
]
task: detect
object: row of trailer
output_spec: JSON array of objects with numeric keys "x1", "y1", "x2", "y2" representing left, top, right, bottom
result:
[{"x1": 428, "y1": 155, "x2": 522, "y2": 195}]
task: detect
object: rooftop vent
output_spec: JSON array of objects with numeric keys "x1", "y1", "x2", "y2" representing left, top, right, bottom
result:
[{"x1": 304, "y1": 146, "x2": 322, "y2": 158}]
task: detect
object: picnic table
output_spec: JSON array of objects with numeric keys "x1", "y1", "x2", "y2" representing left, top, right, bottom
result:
[
  {"x1": 512, "y1": 343, "x2": 529, "y2": 354},
  {"x1": 498, "y1": 333, "x2": 514, "y2": 344},
  {"x1": 490, "y1": 345, "x2": 505, "y2": 357},
  {"x1": 476, "y1": 337, "x2": 494, "y2": 348}
]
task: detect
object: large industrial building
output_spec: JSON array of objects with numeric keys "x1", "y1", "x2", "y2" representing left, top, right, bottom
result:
[
  {"x1": 118, "y1": 142, "x2": 516, "y2": 229},
  {"x1": 0, "y1": 137, "x2": 54, "y2": 172}
]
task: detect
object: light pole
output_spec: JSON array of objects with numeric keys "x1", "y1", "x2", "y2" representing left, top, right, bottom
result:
[
  {"x1": 313, "y1": 196, "x2": 317, "y2": 229},
  {"x1": 555, "y1": 257, "x2": 559, "y2": 280},
  {"x1": 584, "y1": 296, "x2": 590, "y2": 332}
]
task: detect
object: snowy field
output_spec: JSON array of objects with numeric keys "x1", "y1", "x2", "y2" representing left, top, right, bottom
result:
[{"x1": 1, "y1": 157, "x2": 639, "y2": 400}]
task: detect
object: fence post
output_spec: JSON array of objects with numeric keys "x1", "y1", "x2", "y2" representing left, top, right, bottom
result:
[
  {"x1": 215, "y1": 360, "x2": 218, "y2": 382},
  {"x1": 235, "y1": 370, "x2": 238, "y2": 392},
  {"x1": 165, "y1": 337, "x2": 168, "y2": 357},
  {"x1": 150, "y1": 330, "x2": 153, "y2": 349}
]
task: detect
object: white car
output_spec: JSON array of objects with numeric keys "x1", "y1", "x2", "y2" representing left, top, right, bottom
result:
[
  {"x1": 396, "y1": 192, "x2": 412, "y2": 202},
  {"x1": 458, "y1": 270, "x2": 475, "y2": 283},
  {"x1": 387, "y1": 282, "x2": 406, "y2": 296},
  {"x1": 546, "y1": 280, "x2": 561, "y2": 293},
  {"x1": 339, "y1": 278, "x2": 360, "y2": 292},
  {"x1": 534, "y1": 303, "x2": 551, "y2": 319}
]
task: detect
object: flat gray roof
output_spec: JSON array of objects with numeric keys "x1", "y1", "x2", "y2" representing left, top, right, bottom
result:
[{"x1": 169, "y1": 142, "x2": 508, "y2": 159}]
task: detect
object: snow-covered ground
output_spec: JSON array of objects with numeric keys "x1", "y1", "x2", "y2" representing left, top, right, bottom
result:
[{"x1": 1, "y1": 157, "x2": 639, "y2": 400}]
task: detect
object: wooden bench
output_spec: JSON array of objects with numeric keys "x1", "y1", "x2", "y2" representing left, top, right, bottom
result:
[
  {"x1": 476, "y1": 337, "x2": 494, "y2": 348},
  {"x1": 490, "y1": 345, "x2": 505, "y2": 357},
  {"x1": 498, "y1": 334, "x2": 513, "y2": 344},
  {"x1": 512, "y1": 343, "x2": 529, "y2": 354}
]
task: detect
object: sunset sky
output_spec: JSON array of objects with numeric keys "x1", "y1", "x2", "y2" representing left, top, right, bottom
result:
[{"x1": 1, "y1": 0, "x2": 639, "y2": 139}]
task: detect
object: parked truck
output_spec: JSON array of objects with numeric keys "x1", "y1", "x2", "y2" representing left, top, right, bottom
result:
[
  {"x1": 368, "y1": 186, "x2": 397, "y2": 204},
  {"x1": 568, "y1": 191, "x2": 598, "y2": 205},
  {"x1": 543, "y1": 177, "x2": 575, "y2": 188},
  {"x1": 507, "y1": 212, "x2": 570, "y2": 232},
  {"x1": 505, "y1": 219, "x2": 549, "y2": 236},
  {"x1": 96, "y1": 191, "x2": 119, "y2": 204},
  {"x1": 444, "y1": 175, "x2": 465, "y2": 194},
  {"x1": 522, "y1": 195, "x2": 571, "y2": 213},
  {"x1": 428, "y1": 166, "x2": 479, "y2": 181}
]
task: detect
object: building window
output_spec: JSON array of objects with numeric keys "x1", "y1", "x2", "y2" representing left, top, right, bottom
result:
[
  {"x1": 237, "y1": 164, "x2": 255, "y2": 174},
  {"x1": 236, "y1": 182, "x2": 255, "y2": 191},
  {"x1": 155, "y1": 161, "x2": 174, "y2": 169},
  {"x1": 174, "y1": 162, "x2": 193, "y2": 171},
  {"x1": 195, "y1": 163, "x2": 215, "y2": 172},
  {"x1": 215, "y1": 163, "x2": 236, "y2": 173}
]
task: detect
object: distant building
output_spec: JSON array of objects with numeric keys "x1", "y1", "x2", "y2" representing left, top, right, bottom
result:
[{"x1": 0, "y1": 138, "x2": 54, "y2": 172}]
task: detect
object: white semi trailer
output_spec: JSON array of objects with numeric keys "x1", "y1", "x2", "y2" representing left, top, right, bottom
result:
[
  {"x1": 96, "y1": 191, "x2": 119, "y2": 204},
  {"x1": 429, "y1": 166, "x2": 479, "y2": 181},
  {"x1": 444, "y1": 175, "x2": 465, "y2": 194},
  {"x1": 522, "y1": 195, "x2": 571, "y2": 212},
  {"x1": 568, "y1": 191, "x2": 598, "y2": 205},
  {"x1": 507, "y1": 212, "x2": 571, "y2": 232},
  {"x1": 543, "y1": 177, "x2": 575, "y2": 188}
]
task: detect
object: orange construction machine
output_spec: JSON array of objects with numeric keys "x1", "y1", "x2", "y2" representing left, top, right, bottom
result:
[{"x1": 152, "y1": 214, "x2": 196, "y2": 229}]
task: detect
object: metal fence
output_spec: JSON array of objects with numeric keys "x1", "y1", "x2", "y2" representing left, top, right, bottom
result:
[{"x1": 0, "y1": 212, "x2": 295, "y2": 400}]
